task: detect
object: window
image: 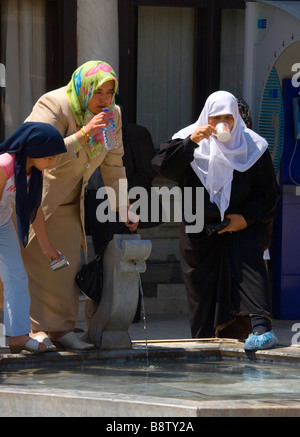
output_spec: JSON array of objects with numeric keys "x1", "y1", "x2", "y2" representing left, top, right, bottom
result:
[
  {"x1": 118, "y1": 0, "x2": 245, "y2": 148},
  {"x1": 136, "y1": 7, "x2": 195, "y2": 148},
  {"x1": 1, "y1": 0, "x2": 46, "y2": 139},
  {"x1": 0, "y1": 0, "x2": 77, "y2": 141}
]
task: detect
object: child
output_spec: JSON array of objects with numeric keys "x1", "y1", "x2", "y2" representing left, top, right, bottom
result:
[{"x1": 0, "y1": 122, "x2": 66, "y2": 353}]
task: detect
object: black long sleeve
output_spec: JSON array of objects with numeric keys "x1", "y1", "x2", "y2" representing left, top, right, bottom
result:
[
  {"x1": 152, "y1": 136, "x2": 198, "y2": 182},
  {"x1": 123, "y1": 123, "x2": 156, "y2": 191},
  {"x1": 239, "y1": 149, "x2": 281, "y2": 227}
]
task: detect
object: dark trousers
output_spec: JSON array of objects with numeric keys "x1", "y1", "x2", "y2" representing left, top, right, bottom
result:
[{"x1": 179, "y1": 223, "x2": 272, "y2": 338}]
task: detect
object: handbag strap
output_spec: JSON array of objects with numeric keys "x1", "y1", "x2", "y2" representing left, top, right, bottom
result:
[{"x1": 95, "y1": 253, "x2": 102, "y2": 263}]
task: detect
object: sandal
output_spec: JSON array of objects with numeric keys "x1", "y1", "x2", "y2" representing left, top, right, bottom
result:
[
  {"x1": 9, "y1": 338, "x2": 48, "y2": 354},
  {"x1": 54, "y1": 331, "x2": 95, "y2": 350},
  {"x1": 34, "y1": 333, "x2": 57, "y2": 351}
]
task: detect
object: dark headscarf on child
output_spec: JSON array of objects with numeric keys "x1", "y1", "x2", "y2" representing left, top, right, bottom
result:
[{"x1": 0, "y1": 122, "x2": 66, "y2": 247}]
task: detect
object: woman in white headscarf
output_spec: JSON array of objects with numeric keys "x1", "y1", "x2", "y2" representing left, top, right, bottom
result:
[{"x1": 152, "y1": 91, "x2": 280, "y2": 351}]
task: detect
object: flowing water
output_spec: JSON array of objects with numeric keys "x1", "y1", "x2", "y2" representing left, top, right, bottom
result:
[{"x1": 139, "y1": 274, "x2": 149, "y2": 366}]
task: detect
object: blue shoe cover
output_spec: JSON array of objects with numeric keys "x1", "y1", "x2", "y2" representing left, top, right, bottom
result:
[{"x1": 244, "y1": 330, "x2": 278, "y2": 351}]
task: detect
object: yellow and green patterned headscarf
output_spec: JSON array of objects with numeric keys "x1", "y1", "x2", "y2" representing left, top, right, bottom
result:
[{"x1": 66, "y1": 60, "x2": 118, "y2": 157}]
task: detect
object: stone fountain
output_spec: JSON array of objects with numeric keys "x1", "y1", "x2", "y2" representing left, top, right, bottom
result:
[{"x1": 84, "y1": 234, "x2": 152, "y2": 349}]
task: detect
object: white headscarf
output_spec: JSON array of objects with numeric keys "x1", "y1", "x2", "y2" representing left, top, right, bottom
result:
[{"x1": 172, "y1": 91, "x2": 268, "y2": 219}]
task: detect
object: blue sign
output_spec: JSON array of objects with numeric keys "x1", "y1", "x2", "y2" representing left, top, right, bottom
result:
[
  {"x1": 258, "y1": 19, "x2": 267, "y2": 29},
  {"x1": 269, "y1": 88, "x2": 278, "y2": 99}
]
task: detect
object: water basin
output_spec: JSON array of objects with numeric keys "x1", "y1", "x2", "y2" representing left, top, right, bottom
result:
[{"x1": 1, "y1": 356, "x2": 300, "y2": 402}]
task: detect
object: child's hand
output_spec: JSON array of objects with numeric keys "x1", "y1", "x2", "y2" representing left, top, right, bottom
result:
[{"x1": 41, "y1": 245, "x2": 62, "y2": 262}]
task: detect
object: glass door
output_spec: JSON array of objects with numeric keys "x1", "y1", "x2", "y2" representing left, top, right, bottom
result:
[{"x1": 136, "y1": 6, "x2": 194, "y2": 149}]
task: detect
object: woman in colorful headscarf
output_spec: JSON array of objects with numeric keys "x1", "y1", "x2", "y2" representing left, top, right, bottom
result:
[
  {"x1": 152, "y1": 91, "x2": 280, "y2": 351},
  {"x1": 23, "y1": 61, "x2": 137, "y2": 351},
  {"x1": 0, "y1": 122, "x2": 66, "y2": 353}
]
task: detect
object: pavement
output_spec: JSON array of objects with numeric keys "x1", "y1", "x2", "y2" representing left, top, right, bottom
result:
[
  {"x1": 0, "y1": 312, "x2": 299, "y2": 356},
  {"x1": 128, "y1": 314, "x2": 300, "y2": 347}
]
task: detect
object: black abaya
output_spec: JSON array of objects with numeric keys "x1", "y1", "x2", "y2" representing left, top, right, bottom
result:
[{"x1": 152, "y1": 137, "x2": 280, "y2": 338}]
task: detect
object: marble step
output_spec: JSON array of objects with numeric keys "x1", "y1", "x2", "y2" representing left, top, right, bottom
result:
[
  {"x1": 77, "y1": 281, "x2": 188, "y2": 324},
  {"x1": 142, "y1": 283, "x2": 188, "y2": 315}
]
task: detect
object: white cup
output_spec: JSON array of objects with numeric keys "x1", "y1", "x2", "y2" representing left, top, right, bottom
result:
[{"x1": 214, "y1": 122, "x2": 231, "y2": 142}]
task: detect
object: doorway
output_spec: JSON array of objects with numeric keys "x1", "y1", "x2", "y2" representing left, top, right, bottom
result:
[
  {"x1": 118, "y1": 1, "x2": 245, "y2": 149},
  {"x1": 136, "y1": 7, "x2": 194, "y2": 148}
]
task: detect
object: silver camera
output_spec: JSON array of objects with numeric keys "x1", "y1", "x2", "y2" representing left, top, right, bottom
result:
[{"x1": 50, "y1": 253, "x2": 69, "y2": 271}]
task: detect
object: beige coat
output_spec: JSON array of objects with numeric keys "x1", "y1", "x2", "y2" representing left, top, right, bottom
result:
[
  {"x1": 22, "y1": 86, "x2": 128, "y2": 332},
  {"x1": 26, "y1": 86, "x2": 127, "y2": 252}
]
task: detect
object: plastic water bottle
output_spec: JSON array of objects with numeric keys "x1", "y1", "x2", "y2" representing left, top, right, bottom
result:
[{"x1": 102, "y1": 107, "x2": 118, "y2": 150}]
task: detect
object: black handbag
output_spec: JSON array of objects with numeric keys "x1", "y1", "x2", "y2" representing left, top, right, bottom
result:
[{"x1": 75, "y1": 253, "x2": 103, "y2": 303}]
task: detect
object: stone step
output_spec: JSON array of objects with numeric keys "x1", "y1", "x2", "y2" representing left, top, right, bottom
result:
[
  {"x1": 86, "y1": 234, "x2": 180, "y2": 262},
  {"x1": 139, "y1": 223, "x2": 180, "y2": 240},
  {"x1": 77, "y1": 281, "x2": 188, "y2": 324},
  {"x1": 86, "y1": 236, "x2": 183, "y2": 285},
  {"x1": 83, "y1": 229, "x2": 185, "y2": 319},
  {"x1": 142, "y1": 283, "x2": 188, "y2": 315},
  {"x1": 141, "y1": 260, "x2": 183, "y2": 285},
  {"x1": 147, "y1": 238, "x2": 179, "y2": 262}
]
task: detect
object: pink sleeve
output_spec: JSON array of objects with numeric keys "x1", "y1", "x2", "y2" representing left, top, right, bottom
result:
[{"x1": 0, "y1": 153, "x2": 15, "y2": 179}]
